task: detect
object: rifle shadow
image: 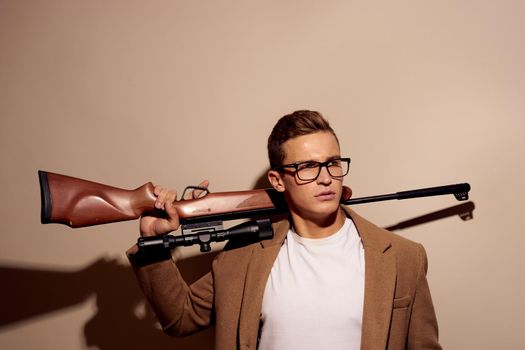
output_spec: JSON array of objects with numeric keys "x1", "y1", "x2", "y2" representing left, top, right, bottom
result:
[
  {"x1": 384, "y1": 201, "x2": 475, "y2": 231},
  {"x1": 0, "y1": 252, "x2": 217, "y2": 350}
]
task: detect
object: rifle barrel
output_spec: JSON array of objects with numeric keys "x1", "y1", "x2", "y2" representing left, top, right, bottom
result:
[{"x1": 343, "y1": 183, "x2": 471, "y2": 205}]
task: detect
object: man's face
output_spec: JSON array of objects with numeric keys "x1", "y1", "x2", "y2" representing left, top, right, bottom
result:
[{"x1": 269, "y1": 131, "x2": 344, "y2": 222}]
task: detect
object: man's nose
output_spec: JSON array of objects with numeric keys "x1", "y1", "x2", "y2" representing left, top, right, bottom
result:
[{"x1": 316, "y1": 165, "x2": 332, "y2": 184}]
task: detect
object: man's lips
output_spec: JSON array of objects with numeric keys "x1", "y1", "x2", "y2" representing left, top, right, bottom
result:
[{"x1": 315, "y1": 190, "x2": 336, "y2": 201}]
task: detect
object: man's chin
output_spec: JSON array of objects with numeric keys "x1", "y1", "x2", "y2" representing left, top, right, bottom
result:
[{"x1": 301, "y1": 202, "x2": 340, "y2": 220}]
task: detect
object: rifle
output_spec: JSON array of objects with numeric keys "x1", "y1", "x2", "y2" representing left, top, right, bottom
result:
[{"x1": 38, "y1": 170, "x2": 471, "y2": 253}]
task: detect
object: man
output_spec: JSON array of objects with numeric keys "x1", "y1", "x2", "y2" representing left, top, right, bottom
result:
[{"x1": 128, "y1": 110, "x2": 442, "y2": 349}]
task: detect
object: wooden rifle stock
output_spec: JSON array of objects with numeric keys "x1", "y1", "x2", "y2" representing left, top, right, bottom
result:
[
  {"x1": 39, "y1": 171, "x2": 158, "y2": 228},
  {"x1": 38, "y1": 170, "x2": 470, "y2": 229}
]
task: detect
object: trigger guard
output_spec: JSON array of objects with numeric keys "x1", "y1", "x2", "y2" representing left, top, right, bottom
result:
[{"x1": 181, "y1": 186, "x2": 210, "y2": 200}]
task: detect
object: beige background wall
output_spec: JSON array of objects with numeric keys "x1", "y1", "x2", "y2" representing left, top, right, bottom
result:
[{"x1": 1, "y1": 0, "x2": 524, "y2": 349}]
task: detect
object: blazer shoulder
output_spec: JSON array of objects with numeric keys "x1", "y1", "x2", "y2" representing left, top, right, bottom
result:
[
  {"x1": 367, "y1": 222, "x2": 429, "y2": 278},
  {"x1": 385, "y1": 229, "x2": 424, "y2": 252}
]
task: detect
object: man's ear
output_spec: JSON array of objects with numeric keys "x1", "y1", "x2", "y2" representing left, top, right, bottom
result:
[{"x1": 267, "y1": 170, "x2": 286, "y2": 192}]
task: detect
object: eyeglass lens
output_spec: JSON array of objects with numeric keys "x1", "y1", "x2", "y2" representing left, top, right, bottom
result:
[{"x1": 296, "y1": 159, "x2": 349, "y2": 181}]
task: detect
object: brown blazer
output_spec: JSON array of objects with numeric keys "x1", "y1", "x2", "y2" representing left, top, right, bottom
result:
[{"x1": 130, "y1": 207, "x2": 442, "y2": 350}]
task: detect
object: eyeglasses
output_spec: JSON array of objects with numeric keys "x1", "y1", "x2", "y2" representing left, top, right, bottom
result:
[{"x1": 275, "y1": 157, "x2": 351, "y2": 181}]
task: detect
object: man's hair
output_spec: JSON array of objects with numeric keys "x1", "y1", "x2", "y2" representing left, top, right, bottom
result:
[{"x1": 267, "y1": 110, "x2": 339, "y2": 169}]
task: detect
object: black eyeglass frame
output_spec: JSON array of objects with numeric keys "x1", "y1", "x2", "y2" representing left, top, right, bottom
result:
[{"x1": 274, "y1": 157, "x2": 351, "y2": 181}]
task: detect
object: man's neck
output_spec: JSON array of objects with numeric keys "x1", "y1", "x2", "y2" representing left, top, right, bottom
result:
[{"x1": 290, "y1": 208, "x2": 346, "y2": 239}]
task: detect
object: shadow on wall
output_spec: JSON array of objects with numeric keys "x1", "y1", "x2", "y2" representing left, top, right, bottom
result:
[
  {"x1": 0, "y1": 252, "x2": 218, "y2": 350},
  {"x1": 0, "y1": 171, "x2": 273, "y2": 349}
]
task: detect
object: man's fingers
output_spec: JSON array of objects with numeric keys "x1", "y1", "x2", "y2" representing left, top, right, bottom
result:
[
  {"x1": 197, "y1": 179, "x2": 210, "y2": 188},
  {"x1": 154, "y1": 186, "x2": 178, "y2": 209},
  {"x1": 142, "y1": 181, "x2": 209, "y2": 237},
  {"x1": 192, "y1": 180, "x2": 210, "y2": 199},
  {"x1": 140, "y1": 185, "x2": 181, "y2": 237},
  {"x1": 154, "y1": 187, "x2": 167, "y2": 209},
  {"x1": 164, "y1": 201, "x2": 180, "y2": 229},
  {"x1": 165, "y1": 189, "x2": 177, "y2": 205}
]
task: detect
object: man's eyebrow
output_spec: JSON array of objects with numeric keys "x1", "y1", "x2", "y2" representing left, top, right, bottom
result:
[{"x1": 293, "y1": 155, "x2": 342, "y2": 163}]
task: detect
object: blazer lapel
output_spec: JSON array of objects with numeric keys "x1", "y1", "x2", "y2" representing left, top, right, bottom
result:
[
  {"x1": 344, "y1": 208, "x2": 397, "y2": 350},
  {"x1": 237, "y1": 219, "x2": 289, "y2": 349},
  {"x1": 360, "y1": 247, "x2": 396, "y2": 349}
]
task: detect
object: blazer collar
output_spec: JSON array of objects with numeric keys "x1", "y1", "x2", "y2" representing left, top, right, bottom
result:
[{"x1": 342, "y1": 206, "x2": 392, "y2": 253}]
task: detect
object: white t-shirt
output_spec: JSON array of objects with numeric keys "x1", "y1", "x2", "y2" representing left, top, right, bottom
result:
[{"x1": 258, "y1": 218, "x2": 365, "y2": 350}]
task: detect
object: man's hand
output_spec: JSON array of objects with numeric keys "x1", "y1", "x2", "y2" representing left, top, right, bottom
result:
[{"x1": 139, "y1": 180, "x2": 209, "y2": 237}]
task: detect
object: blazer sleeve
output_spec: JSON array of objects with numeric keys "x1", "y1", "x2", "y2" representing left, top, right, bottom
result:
[
  {"x1": 127, "y1": 245, "x2": 216, "y2": 337},
  {"x1": 407, "y1": 244, "x2": 442, "y2": 350}
]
